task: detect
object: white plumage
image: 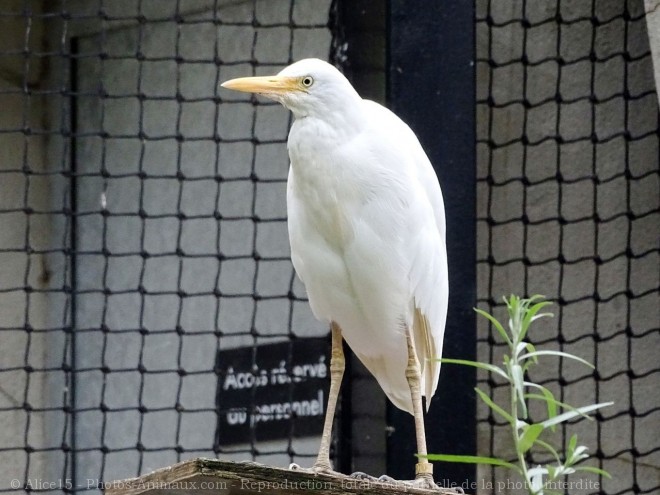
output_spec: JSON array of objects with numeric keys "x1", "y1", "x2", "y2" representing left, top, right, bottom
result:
[
  {"x1": 284, "y1": 63, "x2": 448, "y2": 413},
  {"x1": 222, "y1": 58, "x2": 448, "y2": 483}
]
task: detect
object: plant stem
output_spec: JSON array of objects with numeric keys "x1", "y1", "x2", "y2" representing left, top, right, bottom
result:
[
  {"x1": 510, "y1": 322, "x2": 537, "y2": 494},
  {"x1": 510, "y1": 362, "x2": 534, "y2": 494}
]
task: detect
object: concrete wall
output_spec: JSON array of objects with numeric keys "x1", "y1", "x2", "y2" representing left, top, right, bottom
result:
[{"x1": 476, "y1": 1, "x2": 659, "y2": 493}]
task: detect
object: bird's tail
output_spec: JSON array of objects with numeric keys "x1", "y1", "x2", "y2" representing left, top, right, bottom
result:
[{"x1": 413, "y1": 307, "x2": 440, "y2": 412}]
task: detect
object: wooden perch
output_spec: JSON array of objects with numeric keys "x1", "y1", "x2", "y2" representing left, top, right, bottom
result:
[{"x1": 104, "y1": 458, "x2": 465, "y2": 495}]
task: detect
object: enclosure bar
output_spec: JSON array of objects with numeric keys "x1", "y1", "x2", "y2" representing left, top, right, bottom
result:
[
  {"x1": 331, "y1": 0, "x2": 389, "y2": 476},
  {"x1": 386, "y1": 0, "x2": 477, "y2": 487},
  {"x1": 69, "y1": 36, "x2": 80, "y2": 493}
]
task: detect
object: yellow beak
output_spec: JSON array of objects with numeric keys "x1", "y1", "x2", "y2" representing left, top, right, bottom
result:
[{"x1": 221, "y1": 75, "x2": 300, "y2": 95}]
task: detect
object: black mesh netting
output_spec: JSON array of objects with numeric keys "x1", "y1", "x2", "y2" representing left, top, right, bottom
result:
[
  {"x1": 0, "y1": 0, "x2": 336, "y2": 492},
  {"x1": 476, "y1": 1, "x2": 659, "y2": 494}
]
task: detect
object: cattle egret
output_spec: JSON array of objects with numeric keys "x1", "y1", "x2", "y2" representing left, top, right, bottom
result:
[{"x1": 221, "y1": 58, "x2": 448, "y2": 488}]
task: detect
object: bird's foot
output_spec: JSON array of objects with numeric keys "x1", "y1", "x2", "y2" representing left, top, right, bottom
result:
[
  {"x1": 349, "y1": 469, "x2": 463, "y2": 493},
  {"x1": 409, "y1": 473, "x2": 440, "y2": 490},
  {"x1": 349, "y1": 472, "x2": 398, "y2": 483},
  {"x1": 290, "y1": 464, "x2": 462, "y2": 493},
  {"x1": 288, "y1": 462, "x2": 346, "y2": 479}
]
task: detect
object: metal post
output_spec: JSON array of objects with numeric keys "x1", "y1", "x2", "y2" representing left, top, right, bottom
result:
[{"x1": 386, "y1": 0, "x2": 477, "y2": 488}]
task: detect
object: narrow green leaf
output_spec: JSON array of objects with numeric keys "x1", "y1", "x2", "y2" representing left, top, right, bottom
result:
[
  {"x1": 439, "y1": 358, "x2": 509, "y2": 380},
  {"x1": 574, "y1": 466, "x2": 612, "y2": 479},
  {"x1": 569, "y1": 445, "x2": 589, "y2": 464},
  {"x1": 540, "y1": 402, "x2": 613, "y2": 429},
  {"x1": 474, "y1": 387, "x2": 515, "y2": 424},
  {"x1": 474, "y1": 308, "x2": 512, "y2": 346},
  {"x1": 519, "y1": 423, "x2": 544, "y2": 453},
  {"x1": 557, "y1": 465, "x2": 577, "y2": 477},
  {"x1": 504, "y1": 294, "x2": 520, "y2": 313},
  {"x1": 519, "y1": 350, "x2": 594, "y2": 369},
  {"x1": 520, "y1": 301, "x2": 553, "y2": 341},
  {"x1": 423, "y1": 454, "x2": 520, "y2": 472},
  {"x1": 568, "y1": 433, "x2": 578, "y2": 454},
  {"x1": 521, "y1": 295, "x2": 548, "y2": 310},
  {"x1": 525, "y1": 384, "x2": 603, "y2": 426},
  {"x1": 526, "y1": 344, "x2": 538, "y2": 355},
  {"x1": 557, "y1": 399, "x2": 605, "y2": 421}
]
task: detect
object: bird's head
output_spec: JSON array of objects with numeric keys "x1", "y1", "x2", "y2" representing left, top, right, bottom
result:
[{"x1": 221, "y1": 58, "x2": 360, "y2": 119}]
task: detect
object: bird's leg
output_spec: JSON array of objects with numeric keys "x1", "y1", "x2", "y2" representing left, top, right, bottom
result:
[
  {"x1": 405, "y1": 327, "x2": 436, "y2": 488},
  {"x1": 314, "y1": 322, "x2": 344, "y2": 472},
  {"x1": 290, "y1": 323, "x2": 344, "y2": 476}
]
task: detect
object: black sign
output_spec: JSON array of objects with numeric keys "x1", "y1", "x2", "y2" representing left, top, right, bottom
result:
[{"x1": 214, "y1": 338, "x2": 330, "y2": 446}]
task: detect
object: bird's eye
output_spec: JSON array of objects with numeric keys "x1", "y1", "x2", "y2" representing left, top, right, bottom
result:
[{"x1": 301, "y1": 76, "x2": 314, "y2": 88}]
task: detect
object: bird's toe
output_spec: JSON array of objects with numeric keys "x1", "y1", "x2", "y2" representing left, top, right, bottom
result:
[
  {"x1": 348, "y1": 472, "x2": 462, "y2": 493},
  {"x1": 377, "y1": 474, "x2": 398, "y2": 483}
]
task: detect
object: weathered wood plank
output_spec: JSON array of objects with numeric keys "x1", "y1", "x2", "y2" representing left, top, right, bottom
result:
[{"x1": 104, "y1": 458, "x2": 463, "y2": 495}]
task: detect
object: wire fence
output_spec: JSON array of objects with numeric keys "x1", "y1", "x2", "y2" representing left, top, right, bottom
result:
[
  {"x1": 0, "y1": 0, "x2": 334, "y2": 492},
  {"x1": 476, "y1": 0, "x2": 659, "y2": 494}
]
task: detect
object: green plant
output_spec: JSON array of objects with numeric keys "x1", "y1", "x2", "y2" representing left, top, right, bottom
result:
[{"x1": 426, "y1": 295, "x2": 612, "y2": 495}]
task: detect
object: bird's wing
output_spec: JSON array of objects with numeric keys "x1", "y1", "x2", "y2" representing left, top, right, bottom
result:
[
  {"x1": 288, "y1": 98, "x2": 448, "y2": 412},
  {"x1": 408, "y1": 125, "x2": 448, "y2": 408},
  {"x1": 362, "y1": 100, "x2": 449, "y2": 407},
  {"x1": 408, "y1": 197, "x2": 448, "y2": 408}
]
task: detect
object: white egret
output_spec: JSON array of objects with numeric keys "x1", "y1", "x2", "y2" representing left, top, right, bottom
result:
[{"x1": 222, "y1": 58, "x2": 448, "y2": 488}]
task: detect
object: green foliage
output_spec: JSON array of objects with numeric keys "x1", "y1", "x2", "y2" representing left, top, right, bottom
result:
[{"x1": 426, "y1": 295, "x2": 613, "y2": 495}]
